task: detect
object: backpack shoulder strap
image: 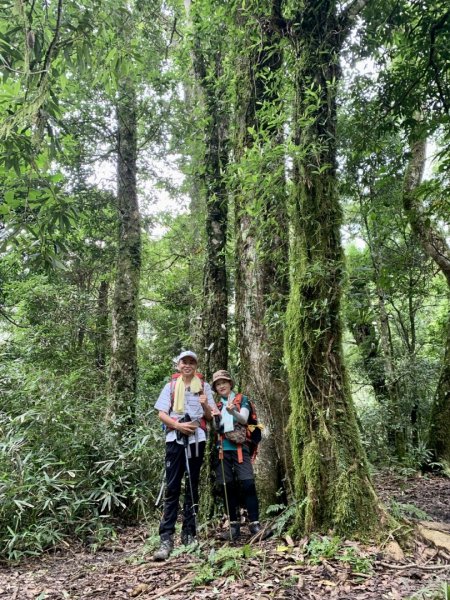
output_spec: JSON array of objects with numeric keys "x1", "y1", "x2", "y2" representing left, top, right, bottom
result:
[
  {"x1": 198, "y1": 373, "x2": 205, "y2": 393},
  {"x1": 233, "y1": 393, "x2": 243, "y2": 409}
]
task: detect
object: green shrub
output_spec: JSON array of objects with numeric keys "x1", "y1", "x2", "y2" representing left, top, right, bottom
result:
[{"x1": 0, "y1": 366, "x2": 163, "y2": 561}]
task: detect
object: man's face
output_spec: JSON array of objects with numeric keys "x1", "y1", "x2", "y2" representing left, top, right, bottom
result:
[
  {"x1": 215, "y1": 379, "x2": 232, "y2": 397},
  {"x1": 178, "y1": 356, "x2": 197, "y2": 376}
]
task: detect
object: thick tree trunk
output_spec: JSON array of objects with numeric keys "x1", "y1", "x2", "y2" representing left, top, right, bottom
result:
[
  {"x1": 285, "y1": 0, "x2": 380, "y2": 536},
  {"x1": 189, "y1": 1, "x2": 229, "y2": 379},
  {"x1": 403, "y1": 135, "x2": 450, "y2": 468},
  {"x1": 201, "y1": 102, "x2": 229, "y2": 378},
  {"x1": 108, "y1": 78, "x2": 140, "y2": 422},
  {"x1": 234, "y1": 0, "x2": 292, "y2": 507}
]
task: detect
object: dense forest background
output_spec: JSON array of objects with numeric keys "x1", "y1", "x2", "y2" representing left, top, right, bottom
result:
[{"x1": 0, "y1": 0, "x2": 449, "y2": 562}]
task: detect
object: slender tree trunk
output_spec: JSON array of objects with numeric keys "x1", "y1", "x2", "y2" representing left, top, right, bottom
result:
[
  {"x1": 285, "y1": 0, "x2": 381, "y2": 536},
  {"x1": 345, "y1": 275, "x2": 388, "y2": 402},
  {"x1": 376, "y1": 287, "x2": 406, "y2": 458},
  {"x1": 234, "y1": 0, "x2": 292, "y2": 506},
  {"x1": 360, "y1": 202, "x2": 406, "y2": 458},
  {"x1": 403, "y1": 134, "x2": 450, "y2": 468},
  {"x1": 108, "y1": 77, "x2": 140, "y2": 423},
  {"x1": 189, "y1": 0, "x2": 229, "y2": 378},
  {"x1": 95, "y1": 280, "x2": 109, "y2": 372}
]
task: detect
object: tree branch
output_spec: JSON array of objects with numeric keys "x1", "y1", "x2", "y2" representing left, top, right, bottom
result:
[
  {"x1": 339, "y1": 0, "x2": 372, "y2": 33},
  {"x1": 38, "y1": 0, "x2": 63, "y2": 87},
  {"x1": 403, "y1": 134, "x2": 450, "y2": 286},
  {"x1": 0, "y1": 307, "x2": 28, "y2": 328}
]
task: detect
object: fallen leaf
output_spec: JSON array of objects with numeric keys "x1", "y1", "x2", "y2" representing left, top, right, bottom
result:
[
  {"x1": 276, "y1": 545, "x2": 293, "y2": 553},
  {"x1": 284, "y1": 535, "x2": 295, "y2": 547},
  {"x1": 130, "y1": 583, "x2": 149, "y2": 597},
  {"x1": 319, "y1": 579, "x2": 337, "y2": 587},
  {"x1": 384, "y1": 541, "x2": 405, "y2": 561}
]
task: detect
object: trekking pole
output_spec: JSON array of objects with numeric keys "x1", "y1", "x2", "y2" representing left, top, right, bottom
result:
[
  {"x1": 183, "y1": 435, "x2": 198, "y2": 529},
  {"x1": 155, "y1": 467, "x2": 166, "y2": 507},
  {"x1": 219, "y1": 439, "x2": 232, "y2": 541}
]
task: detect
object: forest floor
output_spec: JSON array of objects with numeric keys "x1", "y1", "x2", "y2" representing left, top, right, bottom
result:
[{"x1": 0, "y1": 472, "x2": 449, "y2": 600}]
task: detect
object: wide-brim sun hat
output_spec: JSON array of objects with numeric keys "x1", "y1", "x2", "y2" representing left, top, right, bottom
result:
[{"x1": 212, "y1": 369, "x2": 234, "y2": 392}]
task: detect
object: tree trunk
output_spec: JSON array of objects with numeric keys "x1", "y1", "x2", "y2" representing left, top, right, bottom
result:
[
  {"x1": 233, "y1": 0, "x2": 292, "y2": 507},
  {"x1": 285, "y1": 0, "x2": 381, "y2": 536},
  {"x1": 345, "y1": 271, "x2": 388, "y2": 402},
  {"x1": 108, "y1": 76, "x2": 140, "y2": 423},
  {"x1": 95, "y1": 280, "x2": 109, "y2": 372},
  {"x1": 187, "y1": 0, "x2": 229, "y2": 379},
  {"x1": 358, "y1": 198, "x2": 406, "y2": 459},
  {"x1": 403, "y1": 134, "x2": 450, "y2": 468},
  {"x1": 375, "y1": 286, "x2": 406, "y2": 458}
]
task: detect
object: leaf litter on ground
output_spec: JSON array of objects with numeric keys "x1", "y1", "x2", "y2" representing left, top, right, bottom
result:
[{"x1": 0, "y1": 473, "x2": 448, "y2": 599}]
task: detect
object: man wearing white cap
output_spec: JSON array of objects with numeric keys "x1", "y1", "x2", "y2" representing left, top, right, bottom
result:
[{"x1": 153, "y1": 350, "x2": 218, "y2": 561}]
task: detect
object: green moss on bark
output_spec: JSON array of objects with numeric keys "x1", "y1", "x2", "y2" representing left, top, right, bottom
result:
[{"x1": 285, "y1": 0, "x2": 382, "y2": 539}]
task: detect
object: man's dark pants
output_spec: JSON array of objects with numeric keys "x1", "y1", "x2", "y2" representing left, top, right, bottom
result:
[{"x1": 159, "y1": 440, "x2": 205, "y2": 540}]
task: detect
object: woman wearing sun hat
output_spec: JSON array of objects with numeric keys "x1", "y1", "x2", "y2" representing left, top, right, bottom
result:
[{"x1": 212, "y1": 369, "x2": 262, "y2": 541}]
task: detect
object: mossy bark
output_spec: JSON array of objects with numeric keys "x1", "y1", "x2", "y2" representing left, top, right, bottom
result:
[
  {"x1": 233, "y1": 0, "x2": 292, "y2": 507},
  {"x1": 285, "y1": 0, "x2": 380, "y2": 536},
  {"x1": 108, "y1": 78, "x2": 140, "y2": 423},
  {"x1": 189, "y1": 0, "x2": 229, "y2": 378}
]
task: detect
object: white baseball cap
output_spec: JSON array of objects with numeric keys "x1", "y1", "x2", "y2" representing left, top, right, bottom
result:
[{"x1": 177, "y1": 350, "x2": 198, "y2": 363}]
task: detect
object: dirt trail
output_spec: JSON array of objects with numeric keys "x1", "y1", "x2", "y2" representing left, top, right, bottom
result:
[{"x1": 0, "y1": 473, "x2": 448, "y2": 600}]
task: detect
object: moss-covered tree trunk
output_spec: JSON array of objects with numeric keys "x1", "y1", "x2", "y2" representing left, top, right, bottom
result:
[
  {"x1": 234, "y1": 0, "x2": 292, "y2": 506},
  {"x1": 189, "y1": 0, "x2": 229, "y2": 378},
  {"x1": 108, "y1": 77, "x2": 140, "y2": 422},
  {"x1": 200, "y1": 85, "x2": 229, "y2": 378},
  {"x1": 403, "y1": 135, "x2": 450, "y2": 469},
  {"x1": 285, "y1": 0, "x2": 380, "y2": 536}
]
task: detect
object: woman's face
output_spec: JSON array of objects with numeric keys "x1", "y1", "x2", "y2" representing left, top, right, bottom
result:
[{"x1": 215, "y1": 379, "x2": 232, "y2": 397}]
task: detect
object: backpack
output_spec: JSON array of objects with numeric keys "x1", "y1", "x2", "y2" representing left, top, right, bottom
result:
[
  {"x1": 168, "y1": 372, "x2": 207, "y2": 431},
  {"x1": 217, "y1": 394, "x2": 263, "y2": 464}
]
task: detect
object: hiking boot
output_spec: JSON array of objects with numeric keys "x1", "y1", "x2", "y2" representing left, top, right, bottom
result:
[
  {"x1": 249, "y1": 521, "x2": 262, "y2": 535},
  {"x1": 153, "y1": 537, "x2": 173, "y2": 561},
  {"x1": 218, "y1": 521, "x2": 240, "y2": 541},
  {"x1": 181, "y1": 531, "x2": 197, "y2": 546},
  {"x1": 249, "y1": 521, "x2": 273, "y2": 540}
]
